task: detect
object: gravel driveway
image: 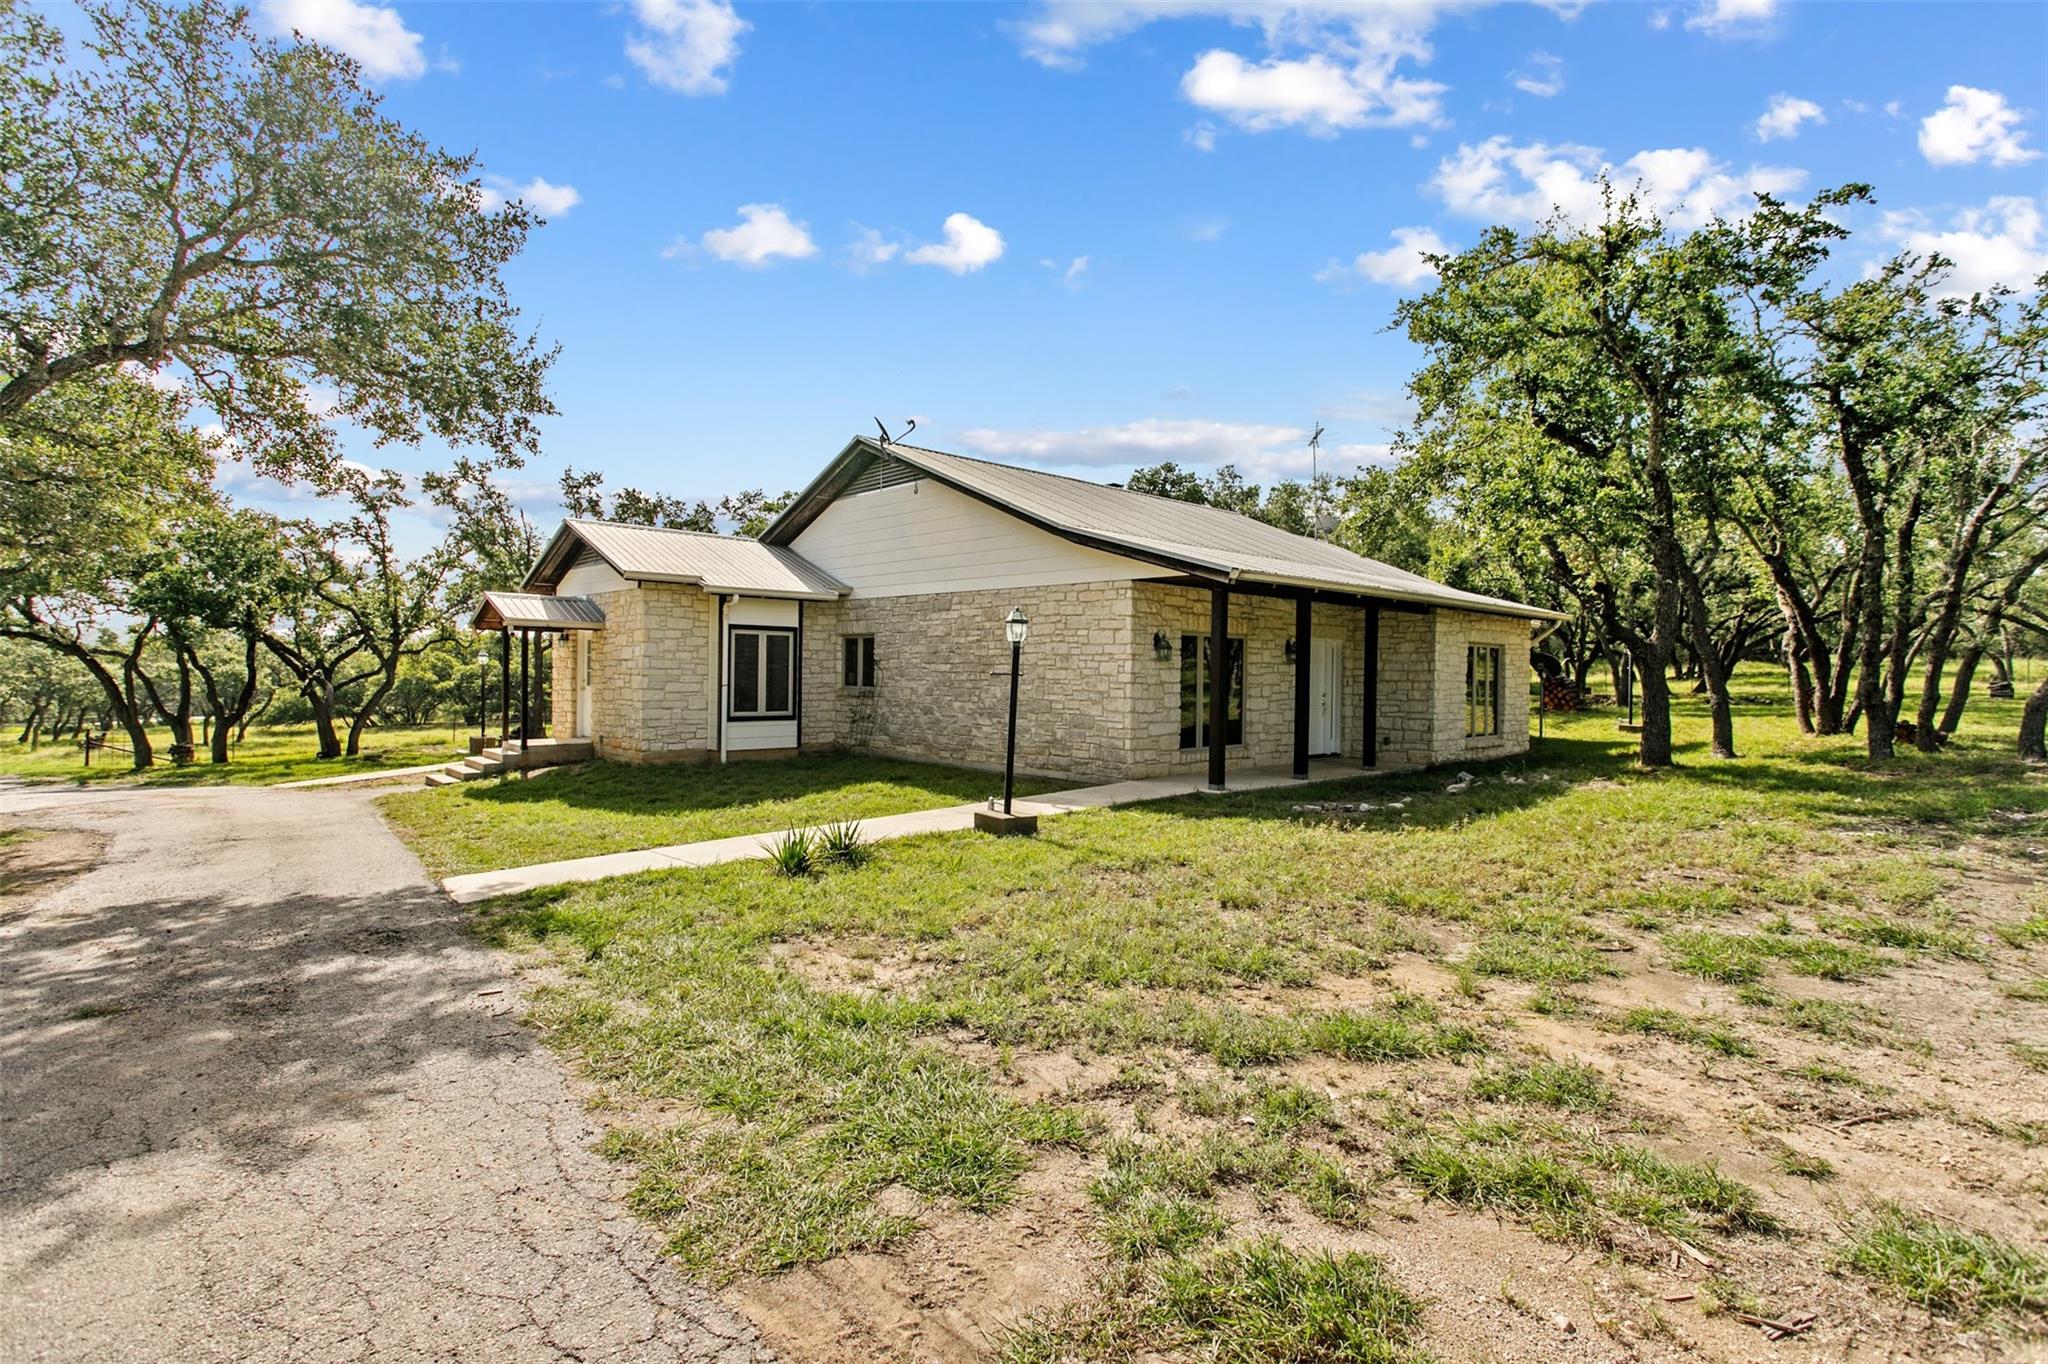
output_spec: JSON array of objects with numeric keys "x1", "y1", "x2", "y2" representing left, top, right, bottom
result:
[{"x1": 0, "y1": 778, "x2": 769, "y2": 1363}]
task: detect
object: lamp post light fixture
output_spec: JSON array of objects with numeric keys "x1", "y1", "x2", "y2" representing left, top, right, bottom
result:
[{"x1": 977, "y1": 607, "x2": 1038, "y2": 836}]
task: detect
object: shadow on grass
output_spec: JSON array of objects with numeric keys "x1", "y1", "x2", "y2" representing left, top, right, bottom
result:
[{"x1": 452, "y1": 751, "x2": 1053, "y2": 818}]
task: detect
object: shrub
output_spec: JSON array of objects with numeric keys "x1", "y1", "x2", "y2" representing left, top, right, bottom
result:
[
  {"x1": 818, "y1": 819, "x2": 873, "y2": 868},
  {"x1": 767, "y1": 827, "x2": 817, "y2": 877}
]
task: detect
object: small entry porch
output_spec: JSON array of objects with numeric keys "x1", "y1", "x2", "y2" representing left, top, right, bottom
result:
[{"x1": 472, "y1": 591, "x2": 606, "y2": 753}]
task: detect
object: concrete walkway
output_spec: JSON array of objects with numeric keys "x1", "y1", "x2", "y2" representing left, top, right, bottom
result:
[
  {"x1": 0, "y1": 778, "x2": 770, "y2": 1363},
  {"x1": 440, "y1": 759, "x2": 1374, "y2": 904},
  {"x1": 272, "y1": 760, "x2": 454, "y2": 788}
]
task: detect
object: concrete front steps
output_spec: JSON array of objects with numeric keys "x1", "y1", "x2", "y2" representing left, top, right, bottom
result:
[{"x1": 423, "y1": 738, "x2": 595, "y2": 787}]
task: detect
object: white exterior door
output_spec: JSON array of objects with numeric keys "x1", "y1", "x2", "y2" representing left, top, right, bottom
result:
[
  {"x1": 576, "y1": 635, "x2": 594, "y2": 737},
  {"x1": 1310, "y1": 638, "x2": 1343, "y2": 755}
]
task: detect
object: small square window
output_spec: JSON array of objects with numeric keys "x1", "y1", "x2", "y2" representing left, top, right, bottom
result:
[{"x1": 842, "y1": 635, "x2": 876, "y2": 688}]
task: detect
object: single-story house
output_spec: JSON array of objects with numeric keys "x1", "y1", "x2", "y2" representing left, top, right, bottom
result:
[{"x1": 472, "y1": 436, "x2": 1563, "y2": 786}]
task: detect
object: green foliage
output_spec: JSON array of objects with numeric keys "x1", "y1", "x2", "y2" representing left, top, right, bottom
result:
[
  {"x1": 1157, "y1": 1238, "x2": 1427, "y2": 1364},
  {"x1": 1471, "y1": 1056, "x2": 1613, "y2": 1110},
  {"x1": 817, "y1": 820, "x2": 874, "y2": 869},
  {"x1": 768, "y1": 828, "x2": 817, "y2": 877},
  {"x1": 1, "y1": 0, "x2": 556, "y2": 481},
  {"x1": 1840, "y1": 1207, "x2": 2048, "y2": 1322}
]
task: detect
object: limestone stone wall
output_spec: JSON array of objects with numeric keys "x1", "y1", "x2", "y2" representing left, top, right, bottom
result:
[
  {"x1": 801, "y1": 583, "x2": 1141, "y2": 782},
  {"x1": 1374, "y1": 609, "x2": 1437, "y2": 769},
  {"x1": 1428, "y1": 608, "x2": 1534, "y2": 764},
  {"x1": 577, "y1": 583, "x2": 714, "y2": 763},
  {"x1": 1126, "y1": 583, "x2": 1445, "y2": 777}
]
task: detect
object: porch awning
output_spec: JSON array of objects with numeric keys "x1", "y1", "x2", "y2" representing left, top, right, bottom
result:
[{"x1": 472, "y1": 591, "x2": 606, "y2": 632}]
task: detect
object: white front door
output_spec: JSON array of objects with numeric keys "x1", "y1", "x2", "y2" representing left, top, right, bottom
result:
[
  {"x1": 575, "y1": 634, "x2": 594, "y2": 737},
  {"x1": 1310, "y1": 638, "x2": 1343, "y2": 755}
]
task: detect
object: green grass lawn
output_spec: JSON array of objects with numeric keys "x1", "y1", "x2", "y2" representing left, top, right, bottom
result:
[
  {"x1": 379, "y1": 752, "x2": 1065, "y2": 878},
  {"x1": 0, "y1": 723, "x2": 466, "y2": 787},
  {"x1": 460, "y1": 671, "x2": 2048, "y2": 1360}
]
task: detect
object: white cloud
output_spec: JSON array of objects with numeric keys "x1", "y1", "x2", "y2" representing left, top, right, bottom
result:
[
  {"x1": 1754, "y1": 93, "x2": 1823, "y2": 141},
  {"x1": 1430, "y1": 136, "x2": 1805, "y2": 229},
  {"x1": 625, "y1": 0, "x2": 746, "y2": 96},
  {"x1": 905, "y1": 213, "x2": 1005, "y2": 274},
  {"x1": 1186, "y1": 121, "x2": 1219, "y2": 152},
  {"x1": 961, "y1": 417, "x2": 1306, "y2": 469},
  {"x1": 1918, "y1": 86, "x2": 2039, "y2": 168},
  {"x1": 1318, "y1": 226, "x2": 1454, "y2": 289},
  {"x1": 842, "y1": 226, "x2": 900, "y2": 273},
  {"x1": 1041, "y1": 255, "x2": 1090, "y2": 288},
  {"x1": 1684, "y1": 0, "x2": 1777, "y2": 37},
  {"x1": 1182, "y1": 48, "x2": 1446, "y2": 135},
  {"x1": 961, "y1": 417, "x2": 1391, "y2": 482},
  {"x1": 1186, "y1": 216, "x2": 1231, "y2": 243},
  {"x1": 1013, "y1": 3, "x2": 1455, "y2": 136},
  {"x1": 1879, "y1": 196, "x2": 2047, "y2": 299},
  {"x1": 1510, "y1": 50, "x2": 1564, "y2": 98},
  {"x1": 476, "y1": 175, "x2": 582, "y2": 217},
  {"x1": 258, "y1": 0, "x2": 426, "y2": 81},
  {"x1": 697, "y1": 204, "x2": 817, "y2": 267}
]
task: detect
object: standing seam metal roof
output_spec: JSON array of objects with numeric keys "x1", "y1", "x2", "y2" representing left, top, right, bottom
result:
[
  {"x1": 527, "y1": 520, "x2": 848, "y2": 599},
  {"x1": 765, "y1": 438, "x2": 1564, "y2": 622}
]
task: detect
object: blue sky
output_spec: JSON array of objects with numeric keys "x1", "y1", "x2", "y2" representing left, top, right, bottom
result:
[{"x1": 232, "y1": 0, "x2": 2046, "y2": 539}]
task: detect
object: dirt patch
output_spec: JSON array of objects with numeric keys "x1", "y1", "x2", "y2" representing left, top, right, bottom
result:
[
  {"x1": 0, "y1": 829, "x2": 104, "y2": 917},
  {"x1": 733, "y1": 1151, "x2": 1100, "y2": 1364}
]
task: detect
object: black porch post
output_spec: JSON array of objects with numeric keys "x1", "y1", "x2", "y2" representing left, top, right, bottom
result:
[
  {"x1": 1362, "y1": 603, "x2": 1380, "y2": 769},
  {"x1": 499, "y1": 627, "x2": 510, "y2": 748},
  {"x1": 1292, "y1": 593, "x2": 1311, "y2": 779},
  {"x1": 519, "y1": 629, "x2": 530, "y2": 755},
  {"x1": 1207, "y1": 587, "x2": 1229, "y2": 791}
]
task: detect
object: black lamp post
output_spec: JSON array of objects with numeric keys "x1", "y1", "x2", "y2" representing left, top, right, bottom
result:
[
  {"x1": 1001, "y1": 607, "x2": 1028, "y2": 814},
  {"x1": 475, "y1": 649, "x2": 490, "y2": 739}
]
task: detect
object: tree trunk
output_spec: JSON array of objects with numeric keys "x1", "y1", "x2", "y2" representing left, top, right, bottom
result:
[
  {"x1": 1784, "y1": 604, "x2": 1815, "y2": 735},
  {"x1": 345, "y1": 661, "x2": 401, "y2": 757},
  {"x1": 0, "y1": 628, "x2": 156, "y2": 768},
  {"x1": 1839, "y1": 422, "x2": 1893, "y2": 760},
  {"x1": 17, "y1": 698, "x2": 49, "y2": 745},
  {"x1": 2020, "y1": 674, "x2": 2048, "y2": 761}
]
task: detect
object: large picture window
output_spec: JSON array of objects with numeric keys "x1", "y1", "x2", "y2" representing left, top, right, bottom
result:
[
  {"x1": 1466, "y1": 645, "x2": 1501, "y2": 738},
  {"x1": 729, "y1": 627, "x2": 795, "y2": 719},
  {"x1": 1179, "y1": 634, "x2": 1244, "y2": 749}
]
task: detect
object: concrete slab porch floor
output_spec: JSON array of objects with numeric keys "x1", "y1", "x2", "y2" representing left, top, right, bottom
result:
[{"x1": 438, "y1": 758, "x2": 1389, "y2": 904}]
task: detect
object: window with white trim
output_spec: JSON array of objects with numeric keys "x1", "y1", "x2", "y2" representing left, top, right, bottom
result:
[
  {"x1": 1466, "y1": 645, "x2": 1501, "y2": 738},
  {"x1": 729, "y1": 627, "x2": 795, "y2": 719}
]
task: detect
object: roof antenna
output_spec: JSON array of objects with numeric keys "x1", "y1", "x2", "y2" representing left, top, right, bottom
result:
[
  {"x1": 898, "y1": 417, "x2": 916, "y2": 443},
  {"x1": 1308, "y1": 423, "x2": 1337, "y2": 537}
]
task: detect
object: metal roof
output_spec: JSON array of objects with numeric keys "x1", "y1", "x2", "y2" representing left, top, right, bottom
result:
[
  {"x1": 473, "y1": 592, "x2": 606, "y2": 631},
  {"x1": 526, "y1": 520, "x2": 849, "y2": 600},
  {"x1": 764, "y1": 437, "x2": 1565, "y2": 622}
]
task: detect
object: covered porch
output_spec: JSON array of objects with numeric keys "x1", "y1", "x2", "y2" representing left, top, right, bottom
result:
[{"x1": 472, "y1": 591, "x2": 606, "y2": 754}]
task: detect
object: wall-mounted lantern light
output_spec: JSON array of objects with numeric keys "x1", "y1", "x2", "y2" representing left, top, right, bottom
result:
[
  {"x1": 1152, "y1": 631, "x2": 1173, "y2": 660},
  {"x1": 1283, "y1": 638, "x2": 1298, "y2": 666}
]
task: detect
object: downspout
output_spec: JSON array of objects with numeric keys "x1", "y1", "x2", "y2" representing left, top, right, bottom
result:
[
  {"x1": 717, "y1": 593, "x2": 730, "y2": 765},
  {"x1": 795, "y1": 599, "x2": 805, "y2": 754}
]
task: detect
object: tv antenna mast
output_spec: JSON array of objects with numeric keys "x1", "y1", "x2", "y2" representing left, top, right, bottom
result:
[{"x1": 1307, "y1": 423, "x2": 1337, "y2": 536}]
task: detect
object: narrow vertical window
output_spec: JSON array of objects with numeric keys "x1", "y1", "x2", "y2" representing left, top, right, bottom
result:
[
  {"x1": 1178, "y1": 634, "x2": 1245, "y2": 749},
  {"x1": 1466, "y1": 645, "x2": 1501, "y2": 737},
  {"x1": 841, "y1": 635, "x2": 876, "y2": 688}
]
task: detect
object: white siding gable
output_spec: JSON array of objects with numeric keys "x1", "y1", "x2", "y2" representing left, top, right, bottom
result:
[
  {"x1": 558, "y1": 554, "x2": 630, "y2": 597},
  {"x1": 791, "y1": 477, "x2": 1168, "y2": 597}
]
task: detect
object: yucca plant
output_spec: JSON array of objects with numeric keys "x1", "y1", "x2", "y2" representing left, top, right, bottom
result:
[
  {"x1": 767, "y1": 827, "x2": 817, "y2": 877},
  {"x1": 818, "y1": 820, "x2": 873, "y2": 868}
]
